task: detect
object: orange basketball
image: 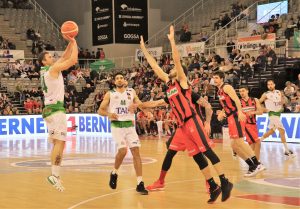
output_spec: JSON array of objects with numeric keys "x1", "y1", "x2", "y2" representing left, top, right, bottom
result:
[{"x1": 61, "y1": 21, "x2": 78, "y2": 38}]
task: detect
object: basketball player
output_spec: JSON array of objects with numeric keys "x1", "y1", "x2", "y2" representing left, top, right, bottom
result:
[
  {"x1": 39, "y1": 35, "x2": 78, "y2": 192},
  {"x1": 139, "y1": 26, "x2": 233, "y2": 203},
  {"x1": 213, "y1": 71, "x2": 263, "y2": 177},
  {"x1": 98, "y1": 73, "x2": 148, "y2": 195},
  {"x1": 259, "y1": 79, "x2": 294, "y2": 157},
  {"x1": 239, "y1": 86, "x2": 265, "y2": 167},
  {"x1": 130, "y1": 91, "x2": 213, "y2": 192}
]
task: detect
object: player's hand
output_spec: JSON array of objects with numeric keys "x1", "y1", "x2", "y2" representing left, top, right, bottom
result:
[
  {"x1": 167, "y1": 25, "x2": 175, "y2": 41},
  {"x1": 245, "y1": 111, "x2": 254, "y2": 116},
  {"x1": 217, "y1": 110, "x2": 226, "y2": 121},
  {"x1": 204, "y1": 121, "x2": 211, "y2": 135},
  {"x1": 238, "y1": 110, "x2": 246, "y2": 122},
  {"x1": 108, "y1": 113, "x2": 118, "y2": 120},
  {"x1": 140, "y1": 36, "x2": 146, "y2": 50},
  {"x1": 63, "y1": 35, "x2": 76, "y2": 43}
]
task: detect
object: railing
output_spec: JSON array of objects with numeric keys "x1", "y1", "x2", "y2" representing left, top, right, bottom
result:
[
  {"x1": 205, "y1": 0, "x2": 287, "y2": 48},
  {"x1": 146, "y1": 0, "x2": 211, "y2": 47},
  {"x1": 28, "y1": 0, "x2": 64, "y2": 43}
]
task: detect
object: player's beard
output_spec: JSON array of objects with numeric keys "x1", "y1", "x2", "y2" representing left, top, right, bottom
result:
[{"x1": 115, "y1": 83, "x2": 123, "y2": 88}]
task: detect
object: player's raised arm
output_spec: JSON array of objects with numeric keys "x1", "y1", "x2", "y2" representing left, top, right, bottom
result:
[
  {"x1": 50, "y1": 37, "x2": 78, "y2": 77},
  {"x1": 167, "y1": 26, "x2": 188, "y2": 88},
  {"x1": 223, "y1": 84, "x2": 246, "y2": 122},
  {"x1": 140, "y1": 36, "x2": 169, "y2": 83}
]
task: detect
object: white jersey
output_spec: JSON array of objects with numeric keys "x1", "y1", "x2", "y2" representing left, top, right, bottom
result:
[
  {"x1": 109, "y1": 88, "x2": 135, "y2": 121},
  {"x1": 40, "y1": 66, "x2": 65, "y2": 105},
  {"x1": 264, "y1": 90, "x2": 283, "y2": 112}
]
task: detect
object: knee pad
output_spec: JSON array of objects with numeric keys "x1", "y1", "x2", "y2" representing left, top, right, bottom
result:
[
  {"x1": 193, "y1": 153, "x2": 209, "y2": 170},
  {"x1": 204, "y1": 149, "x2": 220, "y2": 165}
]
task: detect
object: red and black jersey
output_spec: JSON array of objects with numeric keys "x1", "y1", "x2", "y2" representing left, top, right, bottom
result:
[
  {"x1": 191, "y1": 92, "x2": 205, "y2": 122},
  {"x1": 164, "y1": 80, "x2": 196, "y2": 126},
  {"x1": 241, "y1": 97, "x2": 257, "y2": 124},
  {"x1": 217, "y1": 84, "x2": 237, "y2": 116}
]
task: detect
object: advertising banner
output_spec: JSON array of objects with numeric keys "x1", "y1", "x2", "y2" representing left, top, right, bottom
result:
[
  {"x1": 135, "y1": 46, "x2": 162, "y2": 61},
  {"x1": 114, "y1": 0, "x2": 148, "y2": 44},
  {"x1": 177, "y1": 42, "x2": 205, "y2": 57},
  {"x1": 237, "y1": 33, "x2": 276, "y2": 51},
  {"x1": 91, "y1": 0, "x2": 114, "y2": 45}
]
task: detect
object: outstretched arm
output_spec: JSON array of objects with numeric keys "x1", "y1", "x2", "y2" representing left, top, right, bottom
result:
[
  {"x1": 140, "y1": 36, "x2": 169, "y2": 83},
  {"x1": 137, "y1": 99, "x2": 167, "y2": 109},
  {"x1": 167, "y1": 25, "x2": 188, "y2": 89}
]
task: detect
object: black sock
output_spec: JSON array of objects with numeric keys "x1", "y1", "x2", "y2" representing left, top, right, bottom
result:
[
  {"x1": 219, "y1": 174, "x2": 228, "y2": 185},
  {"x1": 245, "y1": 158, "x2": 254, "y2": 167},
  {"x1": 251, "y1": 156, "x2": 259, "y2": 165},
  {"x1": 207, "y1": 178, "x2": 218, "y2": 190}
]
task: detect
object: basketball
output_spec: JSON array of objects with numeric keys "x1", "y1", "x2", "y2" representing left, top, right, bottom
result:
[{"x1": 61, "y1": 21, "x2": 78, "y2": 38}]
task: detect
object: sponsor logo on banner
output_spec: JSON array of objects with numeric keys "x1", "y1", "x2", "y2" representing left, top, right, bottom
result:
[
  {"x1": 177, "y1": 42, "x2": 205, "y2": 57},
  {"x1": 120, "y1": 4, "x2": 142, "y2": 12},
  {"x1": 0, "y1": 50, "x2": 24, "y2": 62},
  {"x1": 135, "y1": 47, "x2": 163, "y2": 61},
  {"x1": 237, "y1": 33, "x2": 276, "y2": 51},
  {"x1": 0, "y1": 114, "x2": 111, "y2": 137}
]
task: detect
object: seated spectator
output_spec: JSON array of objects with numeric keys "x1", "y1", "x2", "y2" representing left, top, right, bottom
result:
[
  {"x1": 291, "y1": 89, "x2": 300, "y2": 112},
  {"x1": 297, "y1": 16, "x2": 300, "y2": 30},
  {"x1": 285, "y1": 18, "x2": 297, "y2": 40},
  {"x1": 214, "y1": 15, "x2": 223, "y2": 30},
  {"x1": 284, "y1": 81, "x2": 296, "y2": 99},
  {"x1": 251, "y1": 29, "x2": 260, "y2": 36},
  {"x1": 180, "y1": 25, "x2": 192, "y2": 42},
  {"x1": 266, "y1": 46, "x2": 277, "y2": 67},
  {"x1": 222, "y1": 14, "x2": 231, "y2": 28},
  {"x1": 24, "y1": 98, "x2": 34, "y2": 114},
  {"x1": 226, "y1": 39, "x2": 235, "y2": 54}
]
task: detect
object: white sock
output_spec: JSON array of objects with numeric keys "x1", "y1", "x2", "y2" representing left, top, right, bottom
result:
[
  {"x1": 112, "y1": 169, "x2": 118, "y2": 175},
  {"x1": 283, "y1": 143, "x2": 289, "y2": 152},
  {"x1": 137, "y1": 176, "x2": 143, "y2": 185},
  {"x1": 52, "y1": 165, "x2": 60, "y2": 177}
]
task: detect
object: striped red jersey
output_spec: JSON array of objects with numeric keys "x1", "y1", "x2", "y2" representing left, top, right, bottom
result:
[
  {"x1": 164, "y1": 80, "x2": 196, "y2": 126},
  {"x1": 217, "y1": 84, "x2": 237, "y2": 116},
  {"x1": 241, "y1": 97, "x2": 257, "y2": 124}
]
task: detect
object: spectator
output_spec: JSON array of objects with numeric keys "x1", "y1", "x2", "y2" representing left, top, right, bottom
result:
[
  {"x1": 24, "y1": 98, "x2": 34, "y2": 114},
  {"x1": 214, "y1": 15, "x2": 223, "y2": 30},
  {"x1": 266, "y1": 46, "x2": 277, "y2": 68},
  {"x1": 226, "y1": 39, "x2": 235, "y2": 54},
  {"x1": 179, "y1": 24, "x2": 192, "y2": 42},
  {"x1": 250, "y1": 29, "x2": 260, "y2": 36},
  {"x1": 284, "y1": 81, "x2": 296, "y2": 99}
]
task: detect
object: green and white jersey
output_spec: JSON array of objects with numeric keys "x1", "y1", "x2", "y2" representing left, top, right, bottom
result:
[
  {"x1": 265, "y1": 90, "x2": 283, "y2": 113},
  {"x1": 40, "y1": 66, "x2": 64, "y2": 105},
  {"x1": 109, "y1": 88, "x2": 135, "y2": 121}
]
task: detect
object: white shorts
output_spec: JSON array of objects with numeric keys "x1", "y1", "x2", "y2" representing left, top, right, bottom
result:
[
  {"x1": 268, "y1": 115, "x2": 284, "y2": 130},
  {"x1": 111, "y1": 126, "x2": 141, "y2": 150},
  {"x1": 44, "y1": 111, "x2": 67, "y2": 142}
]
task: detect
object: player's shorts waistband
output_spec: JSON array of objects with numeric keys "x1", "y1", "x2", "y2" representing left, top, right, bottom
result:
[
  {"x1": 268, "y1": 111, "x2": 281, "y2": 117},
  {"x1": 111, "y1": 121, "x2": 134, "y2": 128},
  {"x1": 42, "y1": 101, "x2": 65, "y2": 118}
]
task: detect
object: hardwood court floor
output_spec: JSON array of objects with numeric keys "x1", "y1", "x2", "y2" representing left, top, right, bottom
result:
[{"x1": 0, "y1": 135, "x2": 299, "y2": 209}]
